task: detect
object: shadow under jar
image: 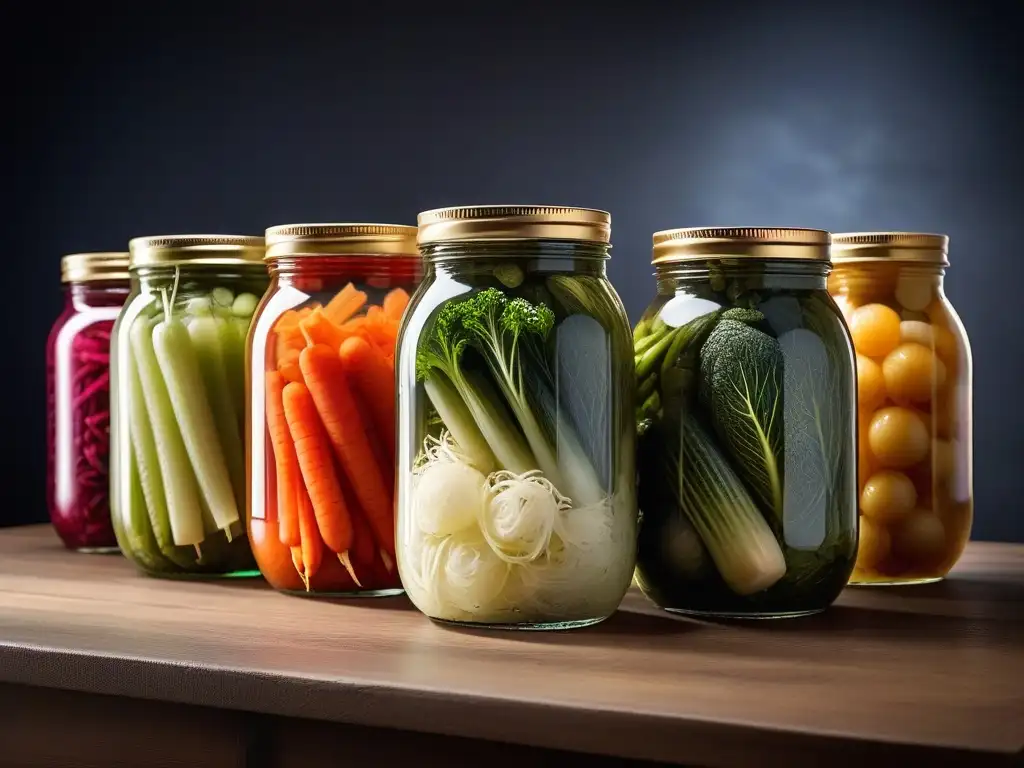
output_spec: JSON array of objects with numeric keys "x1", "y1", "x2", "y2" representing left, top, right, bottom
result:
[
  {"x1": 396, "y1": 205, "x2": 638, "y2": 630},
  {"x1": 829, "y1": 233, "x2": 973, "y2": 586},
  {"x1": 633, "y1": 227, "x2": 858, "y2": 618},
  {"x1": 110, "y1": 235, "x2": 269, "y2": 578},
  {"x1": 247, "y1": 223, "x2": 422, "y2": 596},
  {"x1": 46, "y1": 252, "x2": 130, "y2": 552}
]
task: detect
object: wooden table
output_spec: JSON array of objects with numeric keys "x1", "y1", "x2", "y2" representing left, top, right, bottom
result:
[{"x1": 0, "y1": 525, "x2": 1020, "y2": 768}]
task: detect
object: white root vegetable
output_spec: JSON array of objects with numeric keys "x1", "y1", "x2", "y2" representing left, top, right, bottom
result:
[
  {"x1": 413, "y1": 460, "x2": 487, "y2": 537},
  {"x1": 402, "y1": 431, "x2": 635, "y2": 624},
  {"x1": 480, "y1": 470, "x2": 568, "y2": 564}
]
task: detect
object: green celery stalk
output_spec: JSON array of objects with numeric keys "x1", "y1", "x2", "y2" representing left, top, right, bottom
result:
[
  {"x1": 217, "y1": 312, "x2": 246, "y2": 423},
  {"x1": 424, "y1": 373, "x2": 498, "y2": 474},
  {"x1": 188, "y1": 315, "x2": 245, "y2": 507},
  {"x1": 130, "y1": 315, "x2": 206, "y2": 549},
  {"x1": 152, "y1": 317, "x2": 240, "y2": 532},
  {"x1": 126, "y1": 356, "x2": 195, "y2": 569}
]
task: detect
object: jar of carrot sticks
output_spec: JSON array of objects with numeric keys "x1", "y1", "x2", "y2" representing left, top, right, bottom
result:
[
  {"x1": 109, "y1": 235, "x2": 268, "y2": 578},
  {"x1": 248, "y1": 223, "x2": 421, "y2": 596},
  {"x1": 47, "y1": 252, "x2": 130, "y2": 552}
]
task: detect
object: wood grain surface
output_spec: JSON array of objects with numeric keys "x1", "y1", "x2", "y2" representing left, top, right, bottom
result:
[{"x1": 0, "y1": 525, "x2": 1021, "y2": 767}]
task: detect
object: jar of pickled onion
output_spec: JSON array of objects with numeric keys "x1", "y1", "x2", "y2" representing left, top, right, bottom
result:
[
  {"x1": 248, "y1": 223, "x2": 422, "y2": 596},
  {"x1": 46, "y1": 252, "x2": 130, "y2": 552},
  {"x1": 829, "y1": 233, "x2": 973, "y2": 585}
]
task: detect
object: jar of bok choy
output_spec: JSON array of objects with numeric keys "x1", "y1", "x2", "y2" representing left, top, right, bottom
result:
[
  {"x1": 633, "y1": 227, "x2": 858, "y2": 618},
  {"x1": 396, "y1": 205, "x2": 638, "y2": 630},
  {"x1": 110, "y1": 235, "x2": 268, "y2": 577},
  {"x1": 829, "y1": 233, "x2": 973, "y2": 585}
]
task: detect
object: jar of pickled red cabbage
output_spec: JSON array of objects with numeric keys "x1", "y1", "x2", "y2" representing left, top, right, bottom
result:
[
  {"x1": 396, "y1": 205, "x2": 638, "y2": 630},
  {"x1": 633, "y1": 227, "x2": 858, "y2": 618},
  {"x1": 829, "y1": 233, "x2": 972, "y2": 585},
  {"x1": 248, "y1": 223, "x2": 421, "y2": 596},
  {"x1": 46, "y1": 252, "x2": 130, "y2": 552},
  {"x1": 110, "y1": 235, "x2": 268, "y2": 577}
]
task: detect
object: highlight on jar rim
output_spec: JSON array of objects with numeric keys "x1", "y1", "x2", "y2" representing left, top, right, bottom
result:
[
  {"x1": 60, "y1": 252, "x2": 131, "y2": 283},
  {"x1": 416, "y1": 204, "x2": 611, "y2": 245},
  {"x1": 830, "y1": 231, "x2": 950, "y2": 265},
  {"x1": 127, "y1": 234, "x2": 266, "y2": 267},
  {"x1": 651, "y1": 226, "x2": 831, "y2": 263},
  {"x1": 264, "y1": 223, "x2": 419, "y2": 258}
]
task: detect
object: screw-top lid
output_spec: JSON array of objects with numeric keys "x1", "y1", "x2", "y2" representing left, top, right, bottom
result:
[
  {"x1": 128, "y1": 234, "x2": 265, "y2": 268},
  {"x1": 417, "y1": 205, "x2": 611, "y2": 246},
  {"x1": 831, "y1": 232, "x2": 949, "y2": 266},
  {"x1": 652, "y1": 227, "x2": 831, "y2": 264},
  {"x1": 264, "y1": 223, "x2": 419, "y2": 259},
  {"x1": 60, "y1": 252, "x2": 131, "y2": 283}
]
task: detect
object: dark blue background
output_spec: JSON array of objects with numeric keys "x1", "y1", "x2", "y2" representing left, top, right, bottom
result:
[{"x1": 7, "y1": 1, "x2": 1022, "y2": 540}]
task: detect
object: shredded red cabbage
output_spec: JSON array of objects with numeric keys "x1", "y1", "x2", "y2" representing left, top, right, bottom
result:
[{"x1": 47, "y1": 320, "x2": 117, "y2": 550}]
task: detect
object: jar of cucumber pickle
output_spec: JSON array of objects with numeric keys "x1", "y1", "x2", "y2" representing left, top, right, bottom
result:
[
  {"x1": 829, "y1": 233, "x2": 972, "y2": 585},
  {"x1": 110, "y1": 235, "x2": 268, "y2": 578},
  {"x1": 396, "y1": 205, "x2": 638, "y2": 630},
  {"x1": 248, "y1": 223, "x2": 421, "y2": 596},
  {"x1": 633, "y1": 227, "x2": 858, "y2": 618}
]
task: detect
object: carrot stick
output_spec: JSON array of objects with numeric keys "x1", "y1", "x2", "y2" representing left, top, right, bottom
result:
[
  {"x1": 382, "y1": 287, "x2": 410, "y2": 322},
  {"x1": 281, "y1": 380, "x2": 355, "y2": 557},
  {"x1": 299, "y1": 307, "x2": 350, "y2": 351},
  {"x1": 295, "y1": 482, "x2": 322, "y2": 591},
  {"x1": 275, "y1": 324, "x2": 306, "y2": 363},
  {"x1": 339, "y1": 336, "x2": 396, "y2": 461},
  {"x1": 323, "y1": 284, "x2": 367, "y2": 325},
  {"x1": 298, "y1": 344, "x2": 396, "y2": 556},
  {"x1": 278, "y1": 349, "x2": 302, "y2": 383},
  {"x1": 265, "y1": 371, "x2": 300, "y2": 547}
]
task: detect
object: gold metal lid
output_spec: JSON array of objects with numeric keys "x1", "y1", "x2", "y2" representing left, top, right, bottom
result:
[
  {"x1": 831, "y1": 232, "x2": 949, "y2": 266},
  {"x1": 264, "y1": 223, "x2": 418, "y2": 259},
  {"x1": 128, "y1": 234, "x2": 265, "y2": 268},
  {"x1": 417, "y1": 205, "x2": 611, "y2": 246},
  {"x1": 60, "y1": 252, "x2": 131, "y2": 283},
  {"x1": 652, "y1": 227, "x2": 831, "y2": 264}
]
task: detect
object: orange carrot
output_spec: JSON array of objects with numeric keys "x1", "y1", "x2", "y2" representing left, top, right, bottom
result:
[
  {"x1": 382, "y1": 287, "x2": 410, "y2": 322},
  {"x1": 339, "y1": 336, "x2": 396, "y2": 460},
  {"x1": 323, "y1": 283, "x2": 367, "y2": 325},
  {"x1": 275, "y1": 323, "x2": 306, "y2": 363},
  {"x1": 281, "y1": 380, "x2": 354, "y2": 556},
  {"x1": 278, "y1": 349, "x2": 302, "y2": 383},
  {"x1": 298, "y1": 344, "x2": 395, "y2": 555},
  {"x1": 265, "y1": 371, "x2": 301, "y2": 547},
  {"x1": 294, "y1": 482, "x2": 322, "y2": 591},
  {"x1": 299, "y1": 307, "x2": 350, "y2": 351}
]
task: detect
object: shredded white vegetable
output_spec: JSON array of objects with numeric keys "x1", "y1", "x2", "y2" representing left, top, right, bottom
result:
[
  {"x1": 402, "y1": 430, "x2": 634, "y2": 624},
  {"x1": 480, "y1": 470, "x2": 569, "y2": 564}
]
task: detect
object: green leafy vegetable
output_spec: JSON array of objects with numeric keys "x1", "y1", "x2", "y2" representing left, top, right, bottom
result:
[
  {"x1": 416, "y1": 300, "x2": 535, "y2": 474},
  {"x1": 656, "y1": 416, "x2": 786, "y2": 596},
  {"x1": 699, "y1": 318, "x2": 785, "y2": 524}
]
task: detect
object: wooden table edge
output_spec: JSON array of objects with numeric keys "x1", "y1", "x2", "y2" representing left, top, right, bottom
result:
[{"x1": 0, "y1": 641, "x2": 1018, "y2": 768}]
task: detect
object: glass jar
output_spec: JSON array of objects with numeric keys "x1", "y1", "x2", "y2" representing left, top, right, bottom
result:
[
  {"x1": 396, "y1": 205, "x2": 638, "y2": 630},
  {"x1": 633, "y1": 227, "x2": 858, "y2": 618},
  {"x1": 247, "y1": 223, "x2": 421, "y2": 596},
  {"x1": 46, "y1": 252, "x2": 130, "y2": 552},
  {"x1": 829, "y1": 233, "x2": 972, "y2": 585},
  {"x1": 110, "y1": 235, "x2": 268, "y2": 578}
]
